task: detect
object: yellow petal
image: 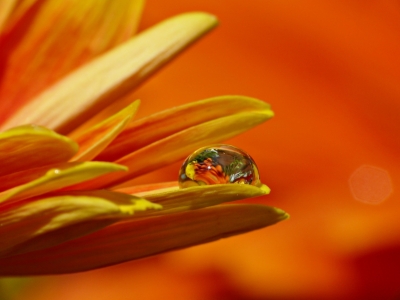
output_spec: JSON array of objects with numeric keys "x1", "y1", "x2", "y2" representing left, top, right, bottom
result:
[
  {"x1": 0, "y1": 125, "x2": 78, "y2": 177},
  {"x1": 0, "y1": 204, "x2": 288, "y2": 275},
  {"x1": 0, "y1": 192, "x2": 161, "y2": 257},
  {"x1": 1, "y1": 12, "x2": 218, "y2": 133},
  {"x1": 117, "y1": 184, "x2": 270, "y2": 216},
  {"x1": 0, "y1": 0, "x2": 144, "y2": 124},
  {"x1": 0, "y1": 162, "x2": 80, "y2": 192},
  {"x1": 71, "y1": 107, "x2": 272, "y2": 189},
  {"x1": 69, "y1": 101, "x2": 140, "y2": 161},
  {"x1": 0, "y1": 161, "x2": 127, "y2": 204},
  {"x1": 116, "y1": 181, "x2": 179, "y2": 194},
  {"x1": 97, "y1": 95, "x2": 273, "y2": 161}
]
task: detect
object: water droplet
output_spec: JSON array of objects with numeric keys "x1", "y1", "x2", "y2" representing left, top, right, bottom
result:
[{"x1": 179, "y1": 145, "x2": 260, "y2": 188}]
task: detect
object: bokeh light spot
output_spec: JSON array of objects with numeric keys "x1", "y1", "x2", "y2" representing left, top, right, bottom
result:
[{"x1": 349, "y1": 165, "x2": 392, "y2": 204}]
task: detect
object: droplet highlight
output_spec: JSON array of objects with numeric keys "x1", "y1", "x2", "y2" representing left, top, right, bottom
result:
[{"x1": 179, "y1": 145, "x2": 260, "y2": 188}]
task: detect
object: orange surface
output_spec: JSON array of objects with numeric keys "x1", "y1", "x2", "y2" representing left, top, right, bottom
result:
[{"x1": 15, "y1": 1, "x2": 400, "y2": 300}]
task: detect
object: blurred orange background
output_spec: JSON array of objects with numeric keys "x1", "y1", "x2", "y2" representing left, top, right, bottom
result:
[{"x1": 13, "y1": 1, "x2": 400, "y2": 299}]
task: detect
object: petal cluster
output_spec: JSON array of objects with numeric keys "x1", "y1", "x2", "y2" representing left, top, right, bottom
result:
[{"x1": 0, "y1": 1, "x2": 287, "y2": 275}]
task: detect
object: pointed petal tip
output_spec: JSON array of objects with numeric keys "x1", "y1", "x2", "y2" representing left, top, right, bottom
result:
[
  {"x1": 235, "y1": 205, "x2": 288, "y2": 231},
  {"x1": 247, "y1": 205, "x2": 289, "y2": 227},
  {"x1": 259, "y1": 184, "x2": 271, "y2": 194},
  {"x1": 179, "y1": 11, "x2": 219, "y2": 26},
  {"x1": 274, "y1": 207, "x2": 290, "y2": 221}
]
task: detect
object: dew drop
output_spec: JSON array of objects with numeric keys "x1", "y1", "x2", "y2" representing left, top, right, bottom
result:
[{"x1": 178, "y1": 144, "x2": 260, "y2": 188}]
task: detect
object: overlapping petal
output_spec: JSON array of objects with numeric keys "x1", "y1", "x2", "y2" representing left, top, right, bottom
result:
[
  {"x1": 0, "y1": 191, "x2": 161, "y2": 258},
  {"x1": 97, "y1": 95, "x2": 273, "y2": 161},
  {"x1": 96, "y1": 111, "x2": 270, "y2": 188},
  {"x1": 120, "y1": 183, "x2": 271, "y2": 216},
  {"x1": 0, "y1": 0, "x2": 16, "y2": 31},
  {"x1": 68, "y1": 96, "x2": 272, "y2": 189},
  {"x1": 0, "y1": 0, "x2": 288, "y2": 278},
  {"x1": 1, "y1": 12, "x2": 218, "y2": 133},
  {"x1": 70, "y1": 101, "x2": 140, "y2": 161},
  {"x1": 0, "y1": 125, "x2": 78, "y2": 176},
  {"x1": 0, "y1": 162, "x2": 76, "y2": 192},
  {"x1": 0, "y1": 204, "x2": 288, "y2": 275},
  {"x1": 0, "y1": 0, "x2": 144, "y2": 122},
  {"x1": 0, "y1": 161, "x2": 127, "y2": 204}
]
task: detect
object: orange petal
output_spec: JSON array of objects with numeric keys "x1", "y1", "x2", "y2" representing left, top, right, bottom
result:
[
  {"x1": 70, "y1": 107, "x2": 272, "y2": 189},
  {"x1": 0, "y1": 204, "x2": 288, "y2": 275},
  {"x1": 1, "y1": 12, "x2": 218, "y2": 133},
  {"x1": 0, "y1": 161, "x2": 127, "y2": 204},
  {"x1": 0, "y1": 125, "x2": 78, "y2": 177},
  {"x1": 0, "y1": 191, "x2": 161, "y2": 257},
  {"x1": 124, "y1": 184, "x2": 271, "y2": 216},
  {"x1": 0, "y1": 0, "x2": 144, "y2": 123},
  {"x1": 97, "y1": 95, "x2": 273, "y2": 161},
  {"x1": 0, "y1": 0, "x2": 39, "y2": 32},
  {"x1": 0, "y1": 0, "x2": 16, "y2": 31},
  {"x1": 0, "y1": 162, "x2": 81, "y2": 192},
  {"x1": 69, "y1": 101, "x2": 140, "y2": 162}
]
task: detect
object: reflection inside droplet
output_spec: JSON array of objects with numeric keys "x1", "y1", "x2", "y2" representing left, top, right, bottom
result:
[{"x1": 179, "y1": 145, "x2": 260, "y2": 188}]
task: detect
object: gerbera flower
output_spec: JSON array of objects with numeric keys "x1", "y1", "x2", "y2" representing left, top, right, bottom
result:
[
  {"x1": 0, "y1": 0, "x2": 288, "y2": 275},
  {"x1": 107, "y1": 1, "x2": 398, "y2": 300}
]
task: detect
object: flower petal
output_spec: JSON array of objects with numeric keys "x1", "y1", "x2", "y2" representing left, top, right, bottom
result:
[
  {"x1": 0, "y1": 204, "x2": 288, "y2": 275},
  {"x1": 0, "y1": 0, "x2": 144, "y2": 124},
  {"x1": 0, "y1": 162, "x2": 80, "y2": 192},
  {"x1": 97, "y1": 95, "x2": 273, "y2": 161},
  {"x1": 117, "y1": 184, "x2": 270, "y2": 216},
  {"x1": 116, "y1": 181, "x2": 179, "y2": 194},
  {"x1": 1, "y1": 12, "x2": 218, "y2": 133},
  {"x1": 69, "y1": 101, "x2": 140, "y2": 162},
  {"x1": 0, "y1": 192, "x2": 161, "y2": 257},
  {"x1": 0, "y1": 0, "x2": 38, "y2": 32},
  {"x1": 0, "y1": 0, "x2": 16, "y2": 31},
  {"x1": 0, "y1": 125, "x2": 78, "y2": 177},
  {"x1": 70, "y1": 109, "x2": 272, "y2": 189},
  {"x1": 0, "y1": 162, "x2": 127, "y2": 204}
]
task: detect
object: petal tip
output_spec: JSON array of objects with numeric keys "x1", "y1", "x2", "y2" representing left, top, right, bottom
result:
[
  {"x1": 273, "y1": 207, "x2": 290, "y2": 221},
  {"x1": 259, "y1": 184, "x2": 271, "y2": 194},
  {"x1": 184, "y1": 11, "x2": 219, "y2": 26}
]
